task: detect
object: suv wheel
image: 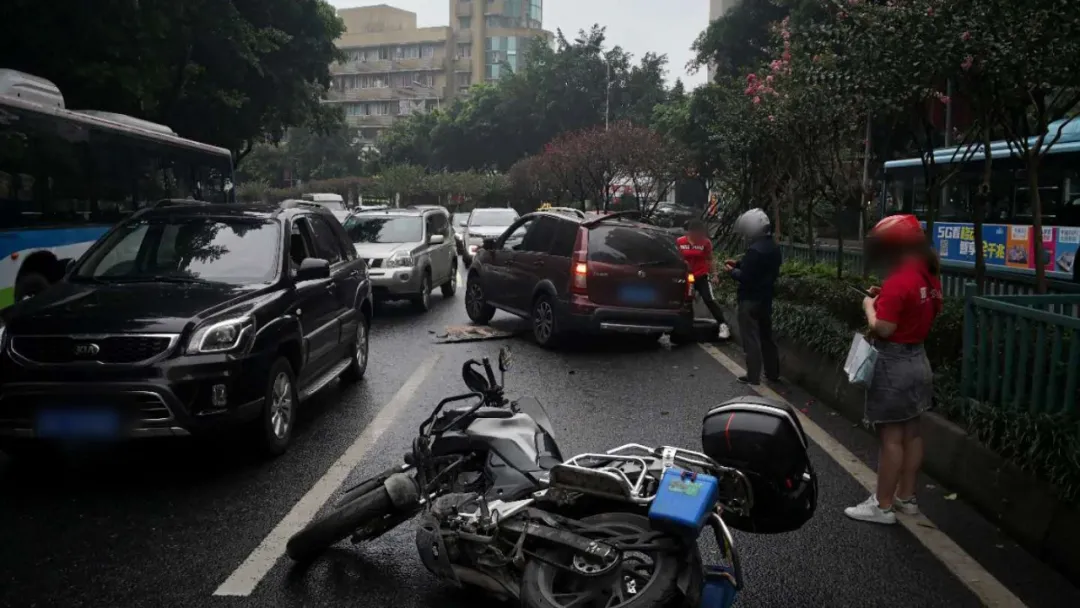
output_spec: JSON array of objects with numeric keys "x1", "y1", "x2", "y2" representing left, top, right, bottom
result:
[
  {"x1": 531, "y1": 295, "x2": 561, "y2": 348},
  {"x1": 465, "y1": 275, "x2": 496, "y2": 323},
  {"x1": 256, "y1": 358, "x2": 297, "y2": 456},
  {"x1": 411, "y1": 272, "x2": 432, "y2": 312},
  {"x1": 340, "y1": 313, "x2": 370, "y2": 383},
  {"x1": 441, "y1": 262, "x2": 458, "y2": 298}
]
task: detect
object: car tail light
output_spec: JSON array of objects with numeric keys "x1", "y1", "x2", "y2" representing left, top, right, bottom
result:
[
  {"x1": 570, "y1": 227, "x2": 589, "y2": 295},
  {"x1": 686, "y1": 273, "x2": 696, "y2": 300}
]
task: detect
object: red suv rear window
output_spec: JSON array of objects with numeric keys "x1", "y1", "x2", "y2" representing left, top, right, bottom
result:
[{"x1": 586, "y1": 225, "x2": 684, "y2": 268}]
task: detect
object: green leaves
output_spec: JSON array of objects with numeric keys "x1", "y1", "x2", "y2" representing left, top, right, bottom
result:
[
  {"x1": 2, "y1": 0, "x2": 344, "y2": 157},
  {"x1": 374, "y1": 26, "x2": 672, "y2": 173}
]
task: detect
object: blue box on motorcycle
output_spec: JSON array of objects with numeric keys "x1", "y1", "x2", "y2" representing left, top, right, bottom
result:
[{"x1": 648, "y1": 467, "x2": 719, "y2": 537}]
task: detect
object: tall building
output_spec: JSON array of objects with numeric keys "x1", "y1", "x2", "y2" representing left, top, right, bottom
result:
[
  {"x1": 706, "y1": 0, "x2": 739, "y2": 83},
  {"x1": 326, "y1": 2, "x2": 551, "y2": 148}
]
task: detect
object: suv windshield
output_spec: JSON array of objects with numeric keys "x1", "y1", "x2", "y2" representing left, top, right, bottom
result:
[
  {"x1": 469, "y1": 209, "x2": 518, "y2": 227},
  {"x1": 345, "y1": 215, "x2": 423, "y2": 243},
  {"x1": 75, "y1": 218, "x2": 281, "y2": 284},
  {"x1": 587, "y1": 225, "x2": 685, "y2": 268}
]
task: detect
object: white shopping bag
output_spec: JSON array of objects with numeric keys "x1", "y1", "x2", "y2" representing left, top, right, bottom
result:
[{"x1": 843, "y1": 333, "x2": 878, "y2": 387}]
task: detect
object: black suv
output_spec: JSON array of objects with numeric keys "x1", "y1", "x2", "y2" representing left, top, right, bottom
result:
[
  {"x1": 464, "y1": 211, "x2": 695, "y2": 347},
  {"x1": 0, "y1": 200, "x2": 373, "y2": 456}
]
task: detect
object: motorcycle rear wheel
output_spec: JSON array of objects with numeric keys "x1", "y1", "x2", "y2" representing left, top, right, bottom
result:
[
  {"x1": 520, "y1": 512, "x2": 682, "y2": 608},
  {"x1": 286, "y1": 487, "x2": 396, "y2": 563}
]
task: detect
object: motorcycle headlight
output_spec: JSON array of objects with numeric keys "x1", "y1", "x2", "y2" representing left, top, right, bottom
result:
[
  {"x1": 384, "y1": 250, "x2": 415, "y2": 269},
  {"x1": 187, "y1": 316, "x2": 255, "y2": 354}
]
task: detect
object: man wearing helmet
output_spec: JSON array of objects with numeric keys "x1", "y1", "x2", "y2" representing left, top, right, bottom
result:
[{"x1": 724, "y1": 208, "x2": 782, "y2": 385}]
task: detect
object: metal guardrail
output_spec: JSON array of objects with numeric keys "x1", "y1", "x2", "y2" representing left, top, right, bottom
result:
[
  {"x1": 781, "y1": 242, "x2": 1080, "y2": 297},
  {"x1": 962, "y1": 283, "x2": 1080, "y2": 415}
]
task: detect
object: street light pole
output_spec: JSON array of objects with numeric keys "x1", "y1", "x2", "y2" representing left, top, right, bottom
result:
[{"x1": 605, "y1": 60, "x2": 610, "y2": 131}]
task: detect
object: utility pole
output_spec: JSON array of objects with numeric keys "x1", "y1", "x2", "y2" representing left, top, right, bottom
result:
[{"x1": 605, "y1": 59, "x2": 611, "y2": 131}]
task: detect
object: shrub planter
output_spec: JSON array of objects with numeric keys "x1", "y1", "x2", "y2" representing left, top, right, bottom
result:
[{"x1": 719, "y1": 303, "x2": 1080, "y2": 585}]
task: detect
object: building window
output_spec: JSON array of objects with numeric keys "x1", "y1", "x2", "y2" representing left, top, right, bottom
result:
[
  {"x1": 529, "y1": 0, "x2": 542, "y2": 24},
  {"x1": 457, "y1": 43, "x2": 471, "y2": 58},
  {"x1": 378, "y1": 46, "x2": 390, "y2": 60},
  {"x1": 458, "y1": 16, "x2": 471, "y2": 29},
  {"x1": 420, "y1": 45, "x2": 435, "y2": 58},
  {"x1": 457, "y1": 73, "x2": 472, "y2": 87}
]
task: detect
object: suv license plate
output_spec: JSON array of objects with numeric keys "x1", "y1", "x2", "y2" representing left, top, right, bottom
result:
[
  {"x1": 619, "y1": 285, "x2": 656, "y2": 304},
  {"x1": 36, "y1": 409, "x2": 121, "y2": 440}
]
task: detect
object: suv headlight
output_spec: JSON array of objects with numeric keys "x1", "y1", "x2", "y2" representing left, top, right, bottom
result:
[
  {"x1": 187, "y1": 316, "x2": 255, "y2": 354},
  {"x1": 384, "y1": 250, "x2": 415, "y2": 269}
]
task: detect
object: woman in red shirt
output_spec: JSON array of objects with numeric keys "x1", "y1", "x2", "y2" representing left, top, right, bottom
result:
[{"x1": 845, "y1": 214, "x2": 943, "y2": 525}]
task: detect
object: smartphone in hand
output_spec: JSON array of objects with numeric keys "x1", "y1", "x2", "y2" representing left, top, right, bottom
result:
[{"x1": 848, "y1": 284, "x2": 872, "y2": 298}]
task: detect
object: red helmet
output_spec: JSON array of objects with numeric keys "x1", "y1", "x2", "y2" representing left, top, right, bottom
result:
[{"x1": 868, "y1": 214, "x2": 925, "y2": 245}]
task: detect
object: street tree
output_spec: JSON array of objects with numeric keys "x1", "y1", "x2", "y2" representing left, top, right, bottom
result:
[{"x1": 2, "y1": 0, "x2": 345, "y2": 159}]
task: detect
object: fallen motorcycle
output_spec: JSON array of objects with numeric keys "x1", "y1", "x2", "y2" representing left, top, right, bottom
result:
[{"x1": 286, "y1": 347, "x2": 818, "y2": 607}]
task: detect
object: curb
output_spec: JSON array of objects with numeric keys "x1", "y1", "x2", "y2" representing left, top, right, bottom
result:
[{"x1": 720, "y1": 304, "x2": 1080, "y2": 586}]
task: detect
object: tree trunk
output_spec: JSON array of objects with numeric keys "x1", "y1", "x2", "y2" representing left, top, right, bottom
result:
[
  {"x1": 808, "y1": 200, "x2": 816, "y2": 264},
  {"x1": 974, "y1": 129, "x2": 992, "y2": 294},
  {"x1": 837, "y1": 210, "x2": 845, "y2": 280},
  {"x1": 1028, "y1": 156, "x2": 1048, "y2": 294}
]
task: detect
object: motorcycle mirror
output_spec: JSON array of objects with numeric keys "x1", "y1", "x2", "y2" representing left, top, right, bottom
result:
[
  {"x1": 498, "y1": 347, "x2": 512, "y2": 373},
  {"x1": 462, "y1": 361, "x2": 490, "y2": 393}
]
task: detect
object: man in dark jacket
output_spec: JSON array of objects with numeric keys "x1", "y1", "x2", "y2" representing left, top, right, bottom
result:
[{"x1": 724, "y1": 208, "x2": 782, "y2": 385}]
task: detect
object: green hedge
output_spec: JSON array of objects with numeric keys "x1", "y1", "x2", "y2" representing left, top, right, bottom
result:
[{"x1": 716, "y1": 260, "x2": 1080, "y2": 504}]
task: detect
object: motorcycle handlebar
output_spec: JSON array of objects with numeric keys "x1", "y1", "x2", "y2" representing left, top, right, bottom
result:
[{"x1": 481, "y1": 357, "x2": 498, "y2": 387}]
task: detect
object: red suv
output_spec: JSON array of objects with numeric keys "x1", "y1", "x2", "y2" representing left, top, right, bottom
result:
[{"x1": 464, "y1": 211, "x2": 696, "y2": 347}]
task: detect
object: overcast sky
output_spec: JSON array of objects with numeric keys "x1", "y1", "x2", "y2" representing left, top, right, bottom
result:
[{"x1": 328, "y1": 1, "x2": 711, "y2": 88}]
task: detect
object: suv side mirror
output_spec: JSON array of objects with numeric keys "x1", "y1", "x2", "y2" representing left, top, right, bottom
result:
[
  {"x1": 296, "y1": 258, "x2": 330, "y2": 281},
  {"x1": 429, "y1": 234, "x2": 445, "y2": 245},
  {"x1": 482, "y1": 238, "x2": 497, "y2": 251}
]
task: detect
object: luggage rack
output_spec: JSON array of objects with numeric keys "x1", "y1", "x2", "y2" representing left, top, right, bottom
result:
[{"x1": 548, "y1": 443, "x2": 755, "y2": 516}]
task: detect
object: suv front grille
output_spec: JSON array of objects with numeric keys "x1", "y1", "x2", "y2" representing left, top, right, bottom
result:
[{"x1": 11, "y1": 334, "x2": 178, "y2": 365}]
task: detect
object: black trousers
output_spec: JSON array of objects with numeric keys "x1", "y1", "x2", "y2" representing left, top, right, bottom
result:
[
  {"x1": 737, "y1": 299, "x2": 779, "y2": 382},
  {"x1": 693, "y1": 275, "x2": 725, "y2": 324}
]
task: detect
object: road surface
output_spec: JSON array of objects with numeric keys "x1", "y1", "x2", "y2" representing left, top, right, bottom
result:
[{"x1": 0, "y1": 278, "x2": 1076, "y2": 608}]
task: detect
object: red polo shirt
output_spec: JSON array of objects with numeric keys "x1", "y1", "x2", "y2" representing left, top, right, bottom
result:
[
  {"x1": 676, "y1": 235, "x2": 712, "y2": 277},
  {"x1": 874, "y1": 259, "x2": 943, "y2": 344}
]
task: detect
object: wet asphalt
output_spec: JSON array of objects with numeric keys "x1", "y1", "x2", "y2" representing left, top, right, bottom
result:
[{"x1": 1, "y1": 280, "x2": 1078, "y2": 608}]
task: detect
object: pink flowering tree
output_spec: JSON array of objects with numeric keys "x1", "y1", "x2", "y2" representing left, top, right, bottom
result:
[
  {"x1": 742, "y1": 15, "x2": 868, "y2": 272},
  {"x1": 796, "y1": 0, "x2": 979, "y2": 242}
]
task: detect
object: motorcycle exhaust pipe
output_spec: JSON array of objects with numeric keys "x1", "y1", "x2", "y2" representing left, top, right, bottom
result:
[{"x1": 450, "y1": 565, "x2": 518, "y2": 601}]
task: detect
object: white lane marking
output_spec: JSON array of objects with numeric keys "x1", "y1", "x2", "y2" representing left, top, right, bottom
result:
[
  {"x1": 213, "y1": 353, "x2": 441, "y2": 597},
  {"x1": 698, "y1": 343, "x2": 1026, "y2": 608}
]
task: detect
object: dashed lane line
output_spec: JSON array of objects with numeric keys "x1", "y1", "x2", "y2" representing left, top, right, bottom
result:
[
  {"x1": 212, "y1": 353, "x2": 441, "y2": 597},
  {"x1": 698, "y1": 343, "x2": 1027, "y2": 608}
]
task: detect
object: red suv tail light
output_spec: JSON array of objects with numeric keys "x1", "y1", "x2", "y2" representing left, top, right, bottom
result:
[
  {"x1": 570, "y1": 227, "x2": 589, "y2": 295},
  {"x1": 686, "y1": 273, "x2": 696, "y2": 301}
]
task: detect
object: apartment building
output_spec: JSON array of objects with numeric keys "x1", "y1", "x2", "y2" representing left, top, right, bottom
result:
[
  {"x1": 326, "y1": 1, "x2": 551, "y2": 147},
  {"x1": 706, "y1": 0, "x2": 739, "y2": 82}
]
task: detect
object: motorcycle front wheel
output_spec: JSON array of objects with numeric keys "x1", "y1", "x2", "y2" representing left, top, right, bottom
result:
[
  {"x1": 286, "y1": 486, "x2": 405, "y2": 563},
  {"x1": 520, "y1": 512, "x2": 682, "y2": 608}
]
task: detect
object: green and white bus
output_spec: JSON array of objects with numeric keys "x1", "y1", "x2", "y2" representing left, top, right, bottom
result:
[{"x1": 0, "y1": 69, "x2": 234, "y2": 307}]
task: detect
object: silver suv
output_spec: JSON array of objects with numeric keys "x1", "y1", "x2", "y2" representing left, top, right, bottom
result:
[{"x1": 342, "y1": 206, "x2": 458, "y2": 312}]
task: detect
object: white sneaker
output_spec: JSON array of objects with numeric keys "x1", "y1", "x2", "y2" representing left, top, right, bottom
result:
[
  {"x1": 718, "y1": 323, "x2": 731, "y2": 339},
  {"x1": 893, "y1": 495, "x2": 919, "y2": 515},
  {"x1": 844, "y1": 496, "x2": 897, "y2": 525}
]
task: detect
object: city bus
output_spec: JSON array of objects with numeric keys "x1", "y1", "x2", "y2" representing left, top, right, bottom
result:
[
  {"x1": 879, "y1": 119, "x2": 1080, "y2": 280},
  {"x1": 0, "y1": 69, "x2": 234, "y2": 307}
]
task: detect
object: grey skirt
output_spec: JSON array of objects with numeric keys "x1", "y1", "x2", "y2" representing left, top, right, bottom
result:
[{"x1": 864, "y1": 341, "x2": 933, "y2": 428}]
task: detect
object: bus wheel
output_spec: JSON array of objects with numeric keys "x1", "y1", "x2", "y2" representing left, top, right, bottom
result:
[{"x1": 14, "y1": 272, "x2": 50, "y2": 302}]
